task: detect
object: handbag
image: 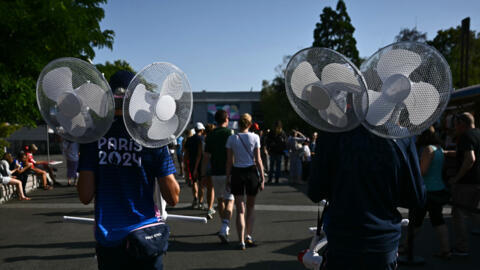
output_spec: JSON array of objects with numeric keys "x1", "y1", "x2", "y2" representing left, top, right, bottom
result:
[
  {"x1": 125, "y1": 222, "x2": 170, "y2": 259},
  {"x1": 237, "y1": 134, "x2": 261, "y2": 181}
]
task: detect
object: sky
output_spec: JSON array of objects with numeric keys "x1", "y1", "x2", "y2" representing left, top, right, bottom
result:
[{"x1": 93, "y1": 0, "x2": 480, "y2": 92}]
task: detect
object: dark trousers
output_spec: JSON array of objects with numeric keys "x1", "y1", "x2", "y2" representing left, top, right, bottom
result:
[
  {"x1": 96, "y1": 243, "x2": 163, "y2": 270},
  {"x1": 268, "y1": 154, "x2": 282, "y2": 181},
  {"x1": 326, "y1": 248, "x2": 398, "y2": 270}
]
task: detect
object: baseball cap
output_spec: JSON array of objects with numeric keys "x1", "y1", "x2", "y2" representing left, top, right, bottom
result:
[
  {"x1": 195, "y1": 122, "x2": 205, "y2": 130},
  {"x1": 109, "y1": 70, "x2": 135, "y2": 98}
]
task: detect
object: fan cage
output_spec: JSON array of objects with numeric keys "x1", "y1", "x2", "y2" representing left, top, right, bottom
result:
[
  {"x1": 360, "y1": 42, "x2": 452, "y2": 139},
  {"x1": 123, "y1": 62, "x2": 193, "y2": 148},
  {"x1": 285, "y1": 47, "x2": 368, "y2": 133},
  {"x1": 36, "y1": 57, "x2": 114, "y2": 143}
]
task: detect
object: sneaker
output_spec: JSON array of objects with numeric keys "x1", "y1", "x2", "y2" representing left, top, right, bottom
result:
[
  {"x1": 238, "y1": 242, "x2": 246, "y2": 250},
  {"x1": 191, "y1": 198, "x2": 198, "y2": 209},
  {"x1": 218, "y1": 232, "x2": 228, "y2": 243},
  {"x1": 451, "y1": 248, "x2": 469, "y2": 256},
  {"x1": 245, "y1": 235, "x2": 257, "y2": 247},
  {"x1": 225, "y1": 225, "x2": 230, "y2": 236},
  {"x1": 206, "y1": 208, "x2": 216, "y2": 220}
]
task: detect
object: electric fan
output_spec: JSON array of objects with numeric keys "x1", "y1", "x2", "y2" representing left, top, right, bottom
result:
[
  {"x1": 123, "y1": 62, "x2": 193, "y2": 148},
  {"x1": 285, "y1": 47, "x2": 368, "y2": 133},
  {"x1": 360, "y1": 42, "x2": 452, "y2": 138},
  {"x1": 36, "y1": 58, "x2": 115, "y2": 143}
]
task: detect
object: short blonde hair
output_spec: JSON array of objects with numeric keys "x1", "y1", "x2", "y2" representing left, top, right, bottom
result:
[{"x1": 239, "y1": 113, "x2": 252, "y2": 130}]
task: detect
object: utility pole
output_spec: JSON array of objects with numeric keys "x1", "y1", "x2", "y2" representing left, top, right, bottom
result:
[{"x1": 460, "y1": 17, "x2": 470, "y2": 88}]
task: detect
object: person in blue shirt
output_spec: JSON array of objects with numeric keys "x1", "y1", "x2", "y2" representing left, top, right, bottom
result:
[
  {"x1": 308, "y1": 126, "x2": 426, "y2": 270},
  {"x1": 77, "y1": 70, "x2": 180, "y2": 270}
]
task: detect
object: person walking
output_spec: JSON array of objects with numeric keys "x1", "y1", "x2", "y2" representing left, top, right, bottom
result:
[
  {"x1": 225, "y1": 113, "x2": 265, "y2": 250},
  {"x1": 450, "y1": 112, "x2": 480, "y2": 256},
  {"x1": 308, "y1": 127, "x2": 426, "y2": 269},
  {"x1": 62, "y1": 139, "x2": 79, "y2": 186},
  {"x1": 408, "y1": 126, "x2": 452, "y2": 258},
  {"x1": 202, "y1": 109, "x2": 235, "y2": 240},
  {"x1": 287, "y1": 129, "x2": 307, "y2": 185},
  {"x1": 77, "y1": 70, "x2": 180, "y2": 269},
  {"x1": 266, "y1": 121, "x2": 286, "y2": 184},
  {"x1": 184, "y1": 123, "x2": 205, "y2": 209}
]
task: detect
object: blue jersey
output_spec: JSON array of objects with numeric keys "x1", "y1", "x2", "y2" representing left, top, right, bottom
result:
[{"x1": 78, "y1": 117, "x2": 176, "y2": 247}]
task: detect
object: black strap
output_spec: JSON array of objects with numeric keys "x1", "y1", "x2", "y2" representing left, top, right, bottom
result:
[{"x1": 236, "y1": 134, "x2": 255, "y2": 160}]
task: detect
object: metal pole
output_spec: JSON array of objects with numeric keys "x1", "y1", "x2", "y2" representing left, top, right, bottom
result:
[{"x1": 46, "y1": 125, "x2": 50, "y2": 163}]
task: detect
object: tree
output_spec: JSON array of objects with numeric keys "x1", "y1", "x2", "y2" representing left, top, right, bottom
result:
[
  {"x1": 0, "y1": 0, "x2": 114, "y2": 126},
  {"x1": 312, "y1": 0, "x2": 361, "y2": 66},
  {"x1": 428, "y1": 26, "x2": 480, "y2": 88},
  {"x1": 395, "y1": 27, "x2": 427, "y2": 43},
  {"x1": 96, "y1": 60, "x2": 135, "y2": 82}
]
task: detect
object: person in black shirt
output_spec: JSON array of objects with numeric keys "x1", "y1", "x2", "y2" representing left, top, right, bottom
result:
[
  {"x1": 184, "y1": 123, "x2": 205, "y2": 208},
  {"x1": 450, "y1": 112, "x2": 480, "y2": 256},
  {"x1": 308, "y1": 127, "x2": 425, "y2": 270}
]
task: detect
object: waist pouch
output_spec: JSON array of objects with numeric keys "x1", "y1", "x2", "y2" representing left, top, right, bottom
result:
[{"x1": 125, "y1": 223, "x2": 170, "y2": 259}]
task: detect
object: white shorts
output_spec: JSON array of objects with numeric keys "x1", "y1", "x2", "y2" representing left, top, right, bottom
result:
[
  {"x1": 212, "y1": 175, "x2": 234, "y2": 201},
  {"x1": 1, "y1": 176, "x2": 11, "y2": 185}
]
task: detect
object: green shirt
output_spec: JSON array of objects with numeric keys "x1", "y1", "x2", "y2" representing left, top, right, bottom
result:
[{"x1": 205, "y1": 127, "x2": 232, "y2": 175}]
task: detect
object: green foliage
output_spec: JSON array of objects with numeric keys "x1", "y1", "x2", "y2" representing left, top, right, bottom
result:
[
  {"x1": 395, "y1": 27, "x2": 427, "y2": 43},
  {"x1": 260, "y1": 78, "x2": 315, "y2": 135},
  {"x1": 0, "y1": 122, "x2": 21, "y2": 157},
  {"x1": 312, "y1": 0, "x2": 361, "y2": 66},
  {"x1": 96, "y1": 60, "x2": 135, "y2": 82},
  {"x1": 0, "y1": 0, "x2": 114, "y2": 126},
  {"x1": 428, "y1": 26, "x2": 480, "y2": 89}
]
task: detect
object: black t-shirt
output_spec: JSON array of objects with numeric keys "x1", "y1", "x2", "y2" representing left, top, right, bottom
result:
[
  {"x1": 185, "y1": 134, "x2": 203, "y2": 172},
  {"x1": 456, "y1": 128, "x2": 480, "y2": 184},
  {"x1": 266, "y1": 131, "x2": 287, "y2": 155}
]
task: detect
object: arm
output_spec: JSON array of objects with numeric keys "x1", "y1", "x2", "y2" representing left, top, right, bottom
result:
[
  {"x1": 254, "y1": 147, "x2": 265, "y2": 190},
  {"x1": 419, "y1": 146, "x2": 434, "y2": 176},
  {"x1": 157, "y1": 174, "x2": 180, "y2": 206},
  {"x1": 450, "y1": 150, "x2": 476, "y2": 184},
  {"x1": 77, "y1": 170, "x2": 95, "y2": 205},
  {"x1": 16, "y1": 162, "x2": 32, "y2": 174},
  {"x1": 201, "y1": 152, "x2": 211, "y2": 178}
]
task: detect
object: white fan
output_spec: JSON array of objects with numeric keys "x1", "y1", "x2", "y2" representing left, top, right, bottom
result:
[
  {"x1": 123, "y1": 62, "x2": 193, "y2": 148},
  {"x1": 360, "y1": 42, "x2": 452, "y2": 138},
  {"x1": 36, "y1": 58, "x2": 114, "y2": 143},
  {"x1": 285, "y1": 47, "x2": 368, "y2": 132}
]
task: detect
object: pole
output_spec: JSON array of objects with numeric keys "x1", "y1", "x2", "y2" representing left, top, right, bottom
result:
[{"x1": 46, "y1": 125, "x2": 50, "y2": 163}]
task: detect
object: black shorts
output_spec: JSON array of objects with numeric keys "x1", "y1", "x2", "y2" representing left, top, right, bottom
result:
[{"x1": 231, "y1": 166, "x2": 260, "y2": 196}]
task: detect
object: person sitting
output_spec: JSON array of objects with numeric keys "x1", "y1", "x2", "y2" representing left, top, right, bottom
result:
[
  {"x1": 1, "y1": 153, "x2": 31, "y2": 200},
  {"x1": 18, "y1": 151, "x2": 52, "y2": 190},
  {"x1": 24, "y1": 144, "x2": 57, "y2": 186}
]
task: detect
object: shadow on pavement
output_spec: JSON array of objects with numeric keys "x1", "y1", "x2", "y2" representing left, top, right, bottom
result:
[
  {"x1": 4, "y1": 253, "x2": 95, "y2": 262},
  {"x1": 0, "y1": 241, "x2": 95, "y2": 250},
  {"x1": 192, "y1": 260, "x2": 304, "y2": 270}
]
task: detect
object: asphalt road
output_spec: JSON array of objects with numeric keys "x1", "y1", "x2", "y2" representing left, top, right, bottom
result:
[{"x1": 0, "y1": 155, "x2": 479, "y2": 270}]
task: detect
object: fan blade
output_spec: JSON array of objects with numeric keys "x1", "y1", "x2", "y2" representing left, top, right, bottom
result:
[
  {"x1": 129, "y1": 84, "x2": 156, "y2": 124},
  {"x1": 42, "y1": 67, "x2": 74, "y2": 102},
  {"x1": 75, "y1": 82, "x2": 109, "y2": 117},
  {"x1": 291, "y1": 61, "x2": 320, "y2": 99},
  {"x1": 57, "y1": 91, "x2": 83, "y2": 118},
  {"x1": 377, "y1": 49, "x2": 422, "y2": 82},
  {"x1": 318, "y1": 97, "x2": 348, "y2": 128},
  {"x1": 147, "y1": 115, "x2": 179, "y2": 140},
  {"x1": 321, "y1": 63, "x2": 360, "y2": 86},
  {"x1": 56, "y1": 111, "x2": 88, "y2": 137},
  {"x1": 305, "y1": 83, "x2": 330, "y2": 110},
  {"x1": 403, "y1": 82, "x2": 440, "y2": 126},
  {"x1": 155, "y1": 95, "x2": 176, "y2": 121},
  {"x1": 365, "y1": 90, "x2": 396, "y2": 126},
  {"x1": 161, "y1": 72, "x2": 184, "y2": 100}
]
